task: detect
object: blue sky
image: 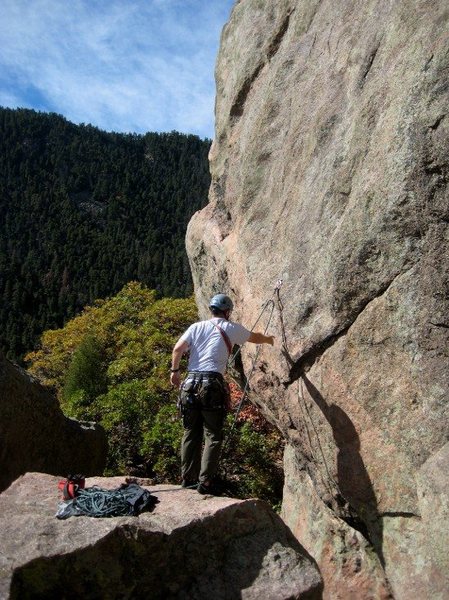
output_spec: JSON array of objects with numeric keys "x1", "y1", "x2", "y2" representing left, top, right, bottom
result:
[{"x1": 0, "y1": 0, "x2": 235, "y2": 139}]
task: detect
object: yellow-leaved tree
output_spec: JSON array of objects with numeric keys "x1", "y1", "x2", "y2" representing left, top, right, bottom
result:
[
  {"x1": 26, "y1": 282, "x2": 284, "y2": 505},
  {"x1": 26, "y1": 282, "x2": 197, "y2": 478}
]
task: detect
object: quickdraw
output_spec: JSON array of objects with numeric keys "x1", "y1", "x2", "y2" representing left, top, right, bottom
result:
[{"x1": 222, "y1": 279, "x2": 284, "y2": 455}]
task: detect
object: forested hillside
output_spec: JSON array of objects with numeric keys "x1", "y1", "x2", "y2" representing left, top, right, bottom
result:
[{"x1": 0, "y1": 107, "x2": 211, "y2": 361}]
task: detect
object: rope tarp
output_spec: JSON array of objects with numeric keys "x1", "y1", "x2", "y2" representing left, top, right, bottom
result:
[{"x1": 56, "y1": 483, "x2": 158, "y2": 519}]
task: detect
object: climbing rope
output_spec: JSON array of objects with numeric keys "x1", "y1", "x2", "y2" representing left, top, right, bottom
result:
[
  {"x1": 297, "y1": 379, "x2": 338, "y2": 498},
  {"x1": 297, "y1": 373, "x2": 352, "y2": 516},
  {"x1": 274, "y1": 281, "x2": 294, "y2": 366},
  {"x1": 222, "y1": 280, "x2": 281, "y2": 455},
  {"x1": 56, "y1": 483, "x2": 157, "y2": 519},
  {"x1": 228, "y1": 279, "x2": 284, "y2": 368},
  {"x1": 217, "y1": 281, "x2": 354, "y2": 517},
  {"x1": 75, "y1": 487, "x2": 137, "y2": 516}
]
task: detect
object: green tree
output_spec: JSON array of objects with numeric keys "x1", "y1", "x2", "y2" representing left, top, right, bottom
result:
[
  {"x1": 62, "y1": 334, "x2": 107, "y2": 418},
  {"x1": 0, "y1": 107, "x2": 211, "y2": 362},
  {"x1": 26, "y1": 282, "x2": 196, "y2": 475}
]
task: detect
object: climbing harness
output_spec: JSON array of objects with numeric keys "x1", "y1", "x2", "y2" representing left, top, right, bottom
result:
[{"x1": 179, "y1": 371, "x2": 228, "y2": 412}]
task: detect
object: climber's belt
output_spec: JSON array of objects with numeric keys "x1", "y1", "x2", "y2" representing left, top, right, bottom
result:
[
  {"x1": 179, "y1": 371, "x2": 227, "y2": 411},
  {"x1": 187, "y1": 370, "x2": 223, "y2": 380}
]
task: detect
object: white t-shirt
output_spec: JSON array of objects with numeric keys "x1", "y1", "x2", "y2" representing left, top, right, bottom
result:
[{"x1": 180, "y1": 318, "x2": 251, "y2": 374}]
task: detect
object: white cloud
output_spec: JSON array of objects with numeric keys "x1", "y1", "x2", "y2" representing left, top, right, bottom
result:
[{"x1": 0, "y1": 0, "x2": 235, "y2": 138}]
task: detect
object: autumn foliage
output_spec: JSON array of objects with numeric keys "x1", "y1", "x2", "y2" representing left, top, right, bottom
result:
[
  {"x1": 228, "y1": 381, "x2": 272, "y2": 431},
  {"x1": 26, "y1": 282, "x2": 283, "y2": 505}
]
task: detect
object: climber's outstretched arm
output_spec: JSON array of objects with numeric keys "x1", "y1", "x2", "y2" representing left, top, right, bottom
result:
[{"x1": 248, "y1": 332, "x2": 274, "y2": 345}]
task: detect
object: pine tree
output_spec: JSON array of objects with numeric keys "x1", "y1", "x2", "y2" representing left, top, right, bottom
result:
[
  {"x1": 62, "y1": 334, "x2": 107, "y2": 417},
  {"x1": 0, "y1": 107, "x2": 211, "y2": 361}
]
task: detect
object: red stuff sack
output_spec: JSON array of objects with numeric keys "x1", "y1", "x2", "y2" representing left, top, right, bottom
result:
[{"x1": 58, "y1": 474, "x2": 85, "y2": 500}]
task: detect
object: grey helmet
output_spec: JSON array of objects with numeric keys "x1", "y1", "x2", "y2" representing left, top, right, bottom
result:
[{"x1": 209, "y1": 293, "x2": 234, "y2": 312}]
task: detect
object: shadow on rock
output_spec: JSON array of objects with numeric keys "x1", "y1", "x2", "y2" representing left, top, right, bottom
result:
[
  {"x1": 302, "y1": 374, "x2": 385, "y2": 566},
  {"x1": 10, "y1": 512, "x2": 323, "y2": 600}
]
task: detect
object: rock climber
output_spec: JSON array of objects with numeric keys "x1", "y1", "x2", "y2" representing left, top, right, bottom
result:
[{"x1": 170, "y1": 293, "x2": 274, "y2": 494}]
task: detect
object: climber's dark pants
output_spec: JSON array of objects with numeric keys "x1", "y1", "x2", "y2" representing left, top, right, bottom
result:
[
  {"x1": 181, "y1": 407, "x2": 224, "y2": 483},
  {"x1": 179, "y1": 372, "x2": 228, "y2": 483}
]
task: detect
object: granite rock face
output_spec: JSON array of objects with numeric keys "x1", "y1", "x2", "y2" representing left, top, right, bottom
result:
[
  {"x1": 186, "y1": 1, "x2": 449, "y2": 598},
  {"x1": 0, "y1": 352, "x2": 107, "y2": 492},
  {"x1": 281, "y1": 444, "x2": 394, "y2": 600},
  {"x1": 0, "y1": 473, "x2": 323, "y2": 600}
]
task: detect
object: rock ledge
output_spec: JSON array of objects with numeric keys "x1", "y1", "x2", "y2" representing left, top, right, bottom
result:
[{"x1": 0, "y1": 473, "x2": 323, "y2": 599}]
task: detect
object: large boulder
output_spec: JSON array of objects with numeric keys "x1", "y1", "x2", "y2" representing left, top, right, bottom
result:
[
  {"x1": 186, "y1": 0, "x2": 449, "y2": 598},
  {"x1": 0, "y1": 473, "x2": 323, "y2": 599},
  {"x1": 0, "y1": 353, "x2": 107, "y2": 492}
]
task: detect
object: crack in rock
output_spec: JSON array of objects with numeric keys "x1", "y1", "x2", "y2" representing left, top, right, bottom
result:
[
  {"x1": 359, "y1": 38, "x2": 383, "y2": 87},
  {"x1": 380, "y1": 511, "x2": 421, "y2": 519},
  {"x1": 287, "y1": 268, "x2": 412, "y2": 382},
  {"x1": 230, "y1": 10, "x2": 295, "y2": 119}
]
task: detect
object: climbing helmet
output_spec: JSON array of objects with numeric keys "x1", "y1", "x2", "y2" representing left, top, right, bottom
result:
[{"x1": 209, "y1": 293, "x2": 234, "y2": 312}]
